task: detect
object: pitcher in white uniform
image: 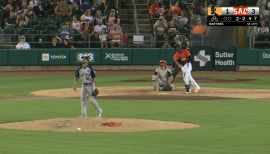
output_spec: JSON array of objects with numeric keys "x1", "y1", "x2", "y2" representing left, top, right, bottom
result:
[{"x1": 73, "y1": 59, "x2": 102, "y2": 118}]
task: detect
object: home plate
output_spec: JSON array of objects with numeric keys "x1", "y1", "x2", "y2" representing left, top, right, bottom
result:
[{"x1": 158, "y1": 92, "x2": 170, "y2": 95}]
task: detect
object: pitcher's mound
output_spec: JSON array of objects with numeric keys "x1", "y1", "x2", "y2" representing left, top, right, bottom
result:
[{"x1": 0, "y1": 118, "x2": 199, "y2": 132}]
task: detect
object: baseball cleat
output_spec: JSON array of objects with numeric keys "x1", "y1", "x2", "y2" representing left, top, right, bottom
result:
[
  {"x1": 97, "y1": 109, "x2": 103, "y2": 118},
  {"x1": 80, "y1": 115, "x2": 88, "y2": 119},
  {"x1": 184, "y1": 89, "x2": 191, "y2": 94}
]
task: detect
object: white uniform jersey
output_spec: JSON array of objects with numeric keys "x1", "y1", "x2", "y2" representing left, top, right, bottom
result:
[
  {"x1": 75, "y1": 66, "x2": 96, "y2": 84},
  {"x1": 155, "y1": 67, "x2": 172, "y2": 82},
  {"x1": 16, "y1": 42, "x2": 31, "y2": 49}
]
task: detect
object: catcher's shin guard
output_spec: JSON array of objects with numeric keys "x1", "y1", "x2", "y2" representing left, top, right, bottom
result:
[{"x1": 163, "y1": 83, "x2": 173, "y2": 91}]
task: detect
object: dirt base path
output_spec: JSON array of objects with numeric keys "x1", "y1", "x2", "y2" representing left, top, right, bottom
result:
[
  {"x1": 31, "y1": 86, "x2": 270, "y2": 100},
  {"x1": 0, "y1": 118, "x2": 199, "y2": 132}
]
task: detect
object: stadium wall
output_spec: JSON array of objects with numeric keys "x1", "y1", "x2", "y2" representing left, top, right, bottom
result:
[{"x1": 0, "y1": 48, "x2": 269, "y2": 71}]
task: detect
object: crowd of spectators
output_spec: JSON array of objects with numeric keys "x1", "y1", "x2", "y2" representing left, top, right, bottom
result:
[
  {"x1": 148, "y1": 0, "x2": 208, "y2": 48},
  {"x1": 0, "y1": 0, "x2": 124, "y2": 49},
  {"x1": 255, "y1": 0, "x2": 270, "y2": 48}
]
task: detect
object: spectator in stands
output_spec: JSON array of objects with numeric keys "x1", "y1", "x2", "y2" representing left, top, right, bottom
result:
[
  {"x1": 167, "y1": 14, "x2": 180, "y2": 42},
  {"x1": 147, "y1": 0, "x2": 154, "y2": 7},
  {"x1": 106, "y1": 0, "x2": 118, "y2": 14},
  {"x1": 41, "y1": 0, "x2": 57, "y2": 17},
  {"x1": 81, "y1": 20, "x2": 94, "y2": 34},
  {"x1": 59, "y1": 20, "x2": 73, "y2": 39},
  {"x1": 162, "y1": 39, "x2": 172, "y2": 48},
  {"x1": 3, "y1": 2, "x2": 14, "y2": 21},
  {"x1": 92, "y1": 0, "x2": 106, "y2": 14},
  {"x1": 80, "y1": 0, "x2": 92, "y2": 12},
  {"x1": 12, "y1": 1, "x2": 21, "y2": 12},
  {"x1": 107, "y1": 9, "x2": 120, "y2": 31},
  {"x1": 35, "y1": 38, "x2": 45, "y2": 48},
  {"x1": 16, "y1": 10, "x2": 29, "y2": 28},
  {"x1": 153, "y1": 16, "x2": 168, "y2": 47},
  {"x1": 261, "y1": 4, "x2": 269, "y2": 23},
  {"x1": 48, "y1": 37, "x2": 62, "y2": 48},
  {"x1": 168, "y1": 1, "x2": 181, "y2": 16},
  {"x1": 16, "y1": 35, "x2": 31, "y2": 49},
  {"x1": 94, "y1": 19, "x2": 107, "y2": 48},
  {"x1": 191, "y1": 17, "x2": 207, "y2": 35},
  {"x1": 199, "y1": 4, "x2": 207, "y2": 17},
  {"x1": 63, "y1": 38, "x2": 75, "y2": 48},
  {"x1": 257, "y1": 21, "x2": 269, "y2": 34},
  {"x1": 162, "y1": 0, "x2": 170, "y2": 8},
  {"x1": 28, "y1": 0, "x2": 40, "y2": 9},
  {"x1": 109, "y1": 24, "x2": 122, "y2": 48},
  {"x1": 121, "y1": 30, "x2": 128, "y2": 48},
  {"x1": 95, "y1": 9, "x2": 106, "y2": 24},
  {"x1": 55, "y1": 0, "x2": 72, "y2": 17},
  {"x1": 158, "y1": 5, "x2": 168, "y2": 16},
  {"x1": 25, "y1": 6, "x2": 37, "y2": 26},
  {"x1": 188, "y1": 4, "x2": 197, "y2": 23},
  {"x1": 267, "y1": 0, "x2": 270, "y2": 9},
  {"x1": 80, "y1": 9, "x2": 94, "y2": 23},
  {"x1": 29, "y1": 0, "x2": 45, "y2": 17},
  {"x1": 71, "y1": 15, "x2": 81, "y2": 33},
  {"x1": 3, "y1": 10, "x2": 16, "y2": 33},
  {"x1": 20, "y1": 0, "x2": 28, "y2": 9},
  {"x1": 99, "y1": 28, "x2": 108, "y2": 48},
  {"x1": 149, "y1": 0, "x2": 160, "y2": 20}
]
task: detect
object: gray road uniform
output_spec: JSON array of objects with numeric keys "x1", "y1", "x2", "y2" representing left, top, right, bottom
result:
[
  {"x1": 152, "y1": 67, "x2": 175, "y2": 91},
  {"x1": 75, "y1": 66, "x2": 102, "y2": 118}
]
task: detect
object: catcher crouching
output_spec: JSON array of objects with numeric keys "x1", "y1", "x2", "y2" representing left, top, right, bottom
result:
[{"x1": 152, "y1": 59, "x2": 175, "y2": 91}]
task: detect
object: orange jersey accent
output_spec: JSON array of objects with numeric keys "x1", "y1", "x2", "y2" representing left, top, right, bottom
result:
[{"x1": 173, "y1": 49, "x2": 191, "y2": 64}]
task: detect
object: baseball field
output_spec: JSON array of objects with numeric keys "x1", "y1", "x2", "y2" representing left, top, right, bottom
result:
[{"x1": 0, "y1": 70, "x2": 270, "y2": 154}]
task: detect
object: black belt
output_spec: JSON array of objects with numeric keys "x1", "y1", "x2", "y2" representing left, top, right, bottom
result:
[{"x1": 83, "y1": 83, "x2": 91, "y2": 85}]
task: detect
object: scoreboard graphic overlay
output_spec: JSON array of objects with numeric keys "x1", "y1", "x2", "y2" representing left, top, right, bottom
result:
[{"x1": 207, "y1": 6, "x2": 260, "y2": 26}]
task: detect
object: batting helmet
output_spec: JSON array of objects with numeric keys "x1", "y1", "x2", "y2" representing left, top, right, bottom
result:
[
  {"x1": 159, "y1": 59, "x2": 167, "y2": 65},
  {"x1": 175, "y1": 44, "x2": 181, "y2": 51},
  {"x1": 181, "y1": 42, "x2": 188, "y2": 49}
]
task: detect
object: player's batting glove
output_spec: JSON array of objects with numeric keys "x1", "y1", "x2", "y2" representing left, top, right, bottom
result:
[{"x1": 180, "y1": 67, "x2": 185, "y2": 73}]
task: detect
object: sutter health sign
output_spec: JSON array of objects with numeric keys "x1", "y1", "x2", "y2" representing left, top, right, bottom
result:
[{"x1": 214, "y1": 46, "x2": 236, "y2": 71}]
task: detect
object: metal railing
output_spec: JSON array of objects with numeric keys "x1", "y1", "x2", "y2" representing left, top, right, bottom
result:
[
  {"x1": 252, "y1": 33, "x2": 270, "y2": 49},
  {"x1": 0, "y1": 33, "x2": 156, "y2": 48}
]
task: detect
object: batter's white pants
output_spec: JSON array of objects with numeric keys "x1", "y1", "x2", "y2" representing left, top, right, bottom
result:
[
  {"x1": 81, "y1": 84, "x2": 102, "y2": 117},
  {"x1": 182, "y1": 62, "x2": 200, "y2": 89}
]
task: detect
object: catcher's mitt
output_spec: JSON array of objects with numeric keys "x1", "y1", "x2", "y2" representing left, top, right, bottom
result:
[{"x1": 92, "y1": 89, "x2": 99, "y2": 96}]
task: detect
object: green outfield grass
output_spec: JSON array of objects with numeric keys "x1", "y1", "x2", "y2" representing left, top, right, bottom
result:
[{"x1": 0, "y1": 71, "x2": 270, "y2": 154}]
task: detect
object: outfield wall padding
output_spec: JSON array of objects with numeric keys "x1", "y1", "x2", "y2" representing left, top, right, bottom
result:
[
  {"x1": 0, "y1": 48, "x2": 269, "y2": 70},
  {"x1": 0, "y1": 51, "x2": 8, "y2": 65}
]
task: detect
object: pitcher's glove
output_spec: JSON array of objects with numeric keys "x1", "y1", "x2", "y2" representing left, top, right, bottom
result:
[{"x1": 92, "y1": 89, "x2": 99, "y2": 97}]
